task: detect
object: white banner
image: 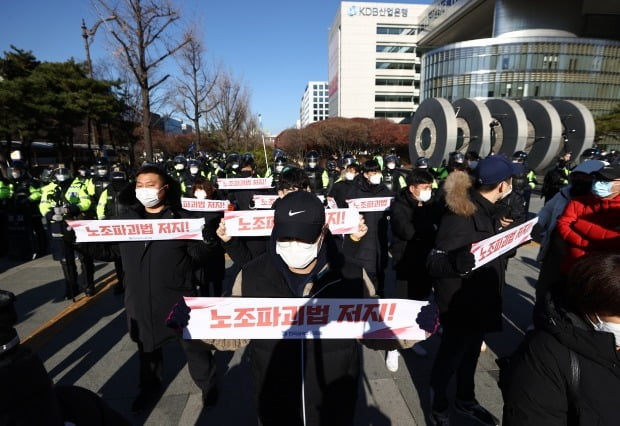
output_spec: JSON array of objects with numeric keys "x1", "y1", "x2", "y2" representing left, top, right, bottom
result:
[
  {"x1": 471, "y1": 217, "x2": 538, "y2": 270},
  {"x1": 346, "y1": 197, "x2": 394, "y2": 212},
  {"x1": 223, "y1": 208, "x2": 360, "y2": 237},
  {"x1": 252, "y1": 194, "x2": 279, "y2": 209},
  {"x1": 183, "y1": 297, "x2": 429, "y2": 340},
  {"x1": 217, "y1": 177, "x2": 273, "y2": 190},
  {"x1": 67, "y1": 218, "x2": 205, "y2": 242},
  {"x1": 182, "y1": 198, "x2": 230, "y2": 212}
]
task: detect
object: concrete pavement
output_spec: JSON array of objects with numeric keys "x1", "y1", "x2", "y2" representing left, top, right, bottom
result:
[{"x1": 2, "y1": 198, "x2": 544, "y2": 425}]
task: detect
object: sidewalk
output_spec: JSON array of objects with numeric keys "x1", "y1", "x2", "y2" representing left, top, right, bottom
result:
[{"x1": 2, "y1": 233, "x2": 541, "y2": 425}]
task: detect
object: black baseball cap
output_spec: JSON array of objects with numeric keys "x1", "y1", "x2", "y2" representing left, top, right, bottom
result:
[
  {"x1": 594, "y1": 164, "x2": 620, "y2": 181},
  {"x1": 272, "y1": 191, "x2": 325, "y2": 243}
]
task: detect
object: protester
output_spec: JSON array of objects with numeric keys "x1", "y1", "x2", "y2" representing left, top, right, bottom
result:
[
  {"x1": 76, "y1": 164, "x2": 218, "y2": 413},
  {"x1": 532, "y1": 160, "x2": 605, "y2": 326},
  {"x1": 555, "y1": 163, "x2": 620, "y2": 277},
  {"x1": 343, "y1": 159, "x2": 391, "y2": 296},
  {"x1": 0, "y1": 289, "x2": 130, "y2": 426},
  {"x1": 502, "y1": 253, "x2": 620, "y2": 426},
  {"x1": 168, "y1": 190, "x2": 417, "y2": 426},
  {"x1": 190, "y1": 178, "x2": 226, "y2": 297},
  {"x1": 386, "y1": 168, "x2": 444, "y2": 370},
  {"x1": 426, "y1": 155, "x2": 519, "y2": 426},
  {"x1": 328, "y1": 162, "x2": 360, "y2": 208}
]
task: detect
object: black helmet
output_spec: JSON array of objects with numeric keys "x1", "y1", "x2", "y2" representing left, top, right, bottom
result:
[
  {"x1": 448, "y1": 151, "x2": 465, "y2": 169},
  {"x1": 580, "y1": 148, "x2": 602, "y2": 162},
  {"x1": 227, "y1": 152, "x2": 240, "y2": 169},
  {"x1": 188, "y1": 159, "x2": 201, "y2": 173},
  {"x1": 240, "y1": 152, "x2": 255, "y2": 169},
  {"x1": 306, "y1": 151, "x2": 319, "y2": 168},
  {"x1": 385, "y1": 155, "x2": 399, "y2": 168},
  {"x1": 94, "y1": 157, "x2": 109, "y2": 177},
  {"x1": 110, "y1": 171, "x2": 127, "y2": 183},
  {"x1": 342, "y1": 153, "x2": 356, "y2": 166},
  {"x1": 39, "y1": 168, "x2": 53, "y2": 184},
  {"x1": 53, "y1": 167, "x2": 72, "y2": 183},
  {"x1": 173, "y1": 155, "x2": 187, "y2": 170},
  {"x1": 326, "y1": 159, "x2": 338, "y2": 171},
  {"x1": 275, "y1": 156, "x2": 287, "y2": 166},
  {"x1": 512, "y1": 151, "x2": 528, "y2": 162},
  {"x1": 415, "y1": 157, "x2": 429, "y2": 169}
]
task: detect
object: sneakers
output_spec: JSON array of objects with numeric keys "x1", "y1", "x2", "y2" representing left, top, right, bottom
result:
[
  {"x1": 385, "y1": 350, "x2": 400, "y2": 372},
  {"x1": 411, "y1": 343, "x2": 428, "y2": 357},
  {"x1": 429, "y1": 409, "x2": 451, "y2": 426},
  {"x1": 454, "y1": 400, "x2": 499, "y2": 426}
]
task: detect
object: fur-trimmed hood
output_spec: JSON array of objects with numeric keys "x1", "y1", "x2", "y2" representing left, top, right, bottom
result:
[{"x1": 443, "y1": 171, "x2": 476, "y2": 217}]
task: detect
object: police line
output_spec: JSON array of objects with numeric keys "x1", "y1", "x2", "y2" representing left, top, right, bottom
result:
[{"x1": 182, "y1": 297, "x2": 431, "y2": 340}]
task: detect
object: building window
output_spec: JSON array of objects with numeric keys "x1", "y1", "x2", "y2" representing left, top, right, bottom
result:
[
  {"x1": 376, "y1": 62, "x2": 414, "y2": 70},
  {"x1": 375, "y1": 95, "x2": 414, "y2": 102},
  {"x1": 376, "y1": 45, "x2": 415, "y2": 53},
  {"x1": 376, "y1": 78, "x2": 414, "y2": 86},
  {"x1": 374, "y1": 111, "x2": 412, "y2": 118},
  {"x1": 377, "y1": 26, "x2": 419, "y2": 35}
]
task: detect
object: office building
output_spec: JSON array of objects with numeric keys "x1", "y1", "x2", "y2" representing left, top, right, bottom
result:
[
  {"x1": 300, "y1": 81, "x2": 329, "y2": 128},
  {"x1": 328, "y1": 2, "x2": 428, "y2": 122}
]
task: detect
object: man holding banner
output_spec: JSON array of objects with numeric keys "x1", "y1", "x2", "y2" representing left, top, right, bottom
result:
[
  {"x1": 76, "y1": 164, "x2": 219, "y2": 413},
  {"x1": 426, "y1": 155, "x2": 520, "y2": 426},
  {"x1": 172, "y1": 190, "x2": 411, "y2": 426}
]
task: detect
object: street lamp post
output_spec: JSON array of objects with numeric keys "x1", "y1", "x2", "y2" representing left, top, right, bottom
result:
[
  {"x1": 81, "y1": 16, "x2": 115, "y2": 151},
  {"x1": 258, "y1": 114, "x2": 269, "y2": 174}
]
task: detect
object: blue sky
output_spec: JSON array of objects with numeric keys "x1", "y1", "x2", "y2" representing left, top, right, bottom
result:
[{"x1": 0, "y1": 0, "x2": 431, "y2": 135}]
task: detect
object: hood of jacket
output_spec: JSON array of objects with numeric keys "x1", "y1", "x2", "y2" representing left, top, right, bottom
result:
[
  {"x1": 542, "y1": 300, "x2": 620, "y2": 376},
  {"x1": 443, "y1": 171, "x2": 476, "y2": 217}
]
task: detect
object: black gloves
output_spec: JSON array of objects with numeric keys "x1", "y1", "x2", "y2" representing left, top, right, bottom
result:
[
  {"x1": 62, "y1": 225, "x2": 77, "y2": 245},
  {"x1": 165, "y1": 297, "x2": 191, "y2": 330},
  {"x1": 66, "y1": 203, "x2": 81, "y2": 216},
  {"x1": 451, "y1": 250, "x2": 475, "y2": 275}
]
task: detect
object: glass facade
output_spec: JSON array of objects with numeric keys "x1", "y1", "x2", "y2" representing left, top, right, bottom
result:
[{"x1": 421, "y1": 37, "x2": 620, "y2": 117}]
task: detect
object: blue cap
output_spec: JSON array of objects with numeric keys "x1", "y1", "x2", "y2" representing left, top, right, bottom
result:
[{"x1": 475, "y1": 155, "x2": 521, "y2": 186}]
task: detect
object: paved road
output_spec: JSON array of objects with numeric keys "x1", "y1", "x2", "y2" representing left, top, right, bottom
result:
[{"x1": 2, "y1": 197, "x2": 544, "y2": 425}]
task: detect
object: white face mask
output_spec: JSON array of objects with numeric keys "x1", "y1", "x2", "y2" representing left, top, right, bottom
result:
[
  {"x1": 11, "y1": 171, "x2": 21, "y2": 179},
  {"x1": 231, "y1": 163, "x2": 239, "y2": 169},
  {"x1": 276, "y1": 240, "x2": 319, "y2": 269},
  {"x1": 135, "y1": 187, "x2": 163, "y2": 208},
  {"x1": 308, "y1": 161, "x2": 317, "y2": 168},
  {"x1": 369, "y1": 174, "x2": 382, "y2": 185},
  {"x1": 591, "y1": 314, "x2": 620, "y2": 347},
  {"x1": 387, "y1": 162, "x2": 396, "y2": 170},
  {"x1": 275, "y1": 165, "x2": 284, "y2": 173},
  {"x1": 345, "y1": 172, "x2": 356, "y2": 181},
  {"x1": 97, "y1": 169, "x2": 107, "y2": 177},
  {"x1": 499, "y1": 183, "x2": 512, "y2": 201},
  {"x1": 175, "y1": 164, "x2": 185, "y2": 171},
  {"x1": 416, "y1": 189, "x2": 432, "y2": 203},
  {"x1": 194, "y1": 190, "x2": 207, "y2": 199},
  {"x1": 190, "y1": 167, "x2": 199, "y2": 175}
]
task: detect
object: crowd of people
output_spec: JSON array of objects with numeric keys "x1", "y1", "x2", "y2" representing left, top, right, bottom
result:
[{"x1": 0, "y1": 144, "x2": 619, "y2": 425}]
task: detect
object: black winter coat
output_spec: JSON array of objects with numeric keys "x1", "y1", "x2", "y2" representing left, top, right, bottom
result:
[
  {"x1": 238, "y1": 236, "x2": 371, "y2": 426},
  {"x1": 503, "y1": 301, "x2": 620, "y2": 426},
  {"x1": 79, "y1": 205, "x2": 213, "y2": 352},
  {"x1": 426, "y1": 172, "x2": 506, "y2": 332},
  {"x1": 343, "y1": 176, "x2": 391, "y2": 282}
]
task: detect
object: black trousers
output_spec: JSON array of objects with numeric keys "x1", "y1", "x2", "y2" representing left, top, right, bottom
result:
[
  {"x1": 430, "y1": 326, "x2": 484, "y2": 412},
  {"x1": 137, "y1": 338, "x2": 216, "y2": 392}
]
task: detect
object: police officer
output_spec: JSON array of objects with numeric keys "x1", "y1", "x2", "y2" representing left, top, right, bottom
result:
[
  {"x1": 271, "y1": 155, "x2": 289, "y2": 189},
  {"x1": 383, "y1": 154, "x2": 407, "y2": 193},
  {"x1": 39, "y1": 167, "x2": 95, "y2": 299},
  {"x1": 224, "y1": 152, "x2": 241, "y2": 178},
  {"x1": 304, "y1": 150, "x2": 328, "y2": 193},
  {"x1": 7, "y1": 160, "x2": 45, "y2": 259},
  {"x1": 170, "y1": 155, "x2": 192, "y2": 190},
  {"x1": 184, "y1": 159, "x2": 207, "y2": 197},
  {"x1": 512, "y1": 151, "x2": 537, "y2": 213}
]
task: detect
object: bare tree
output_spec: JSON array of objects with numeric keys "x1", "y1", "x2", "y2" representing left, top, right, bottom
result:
[
  {"x1": 207, "y1": 73, "x2": 250, "y2": 151},
  {"x1": 94, "y1": 0, "x2": 191, "y2": 161},
  {"x1": 172, "y1": 29, "x2": 219, "y2": 150}
]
